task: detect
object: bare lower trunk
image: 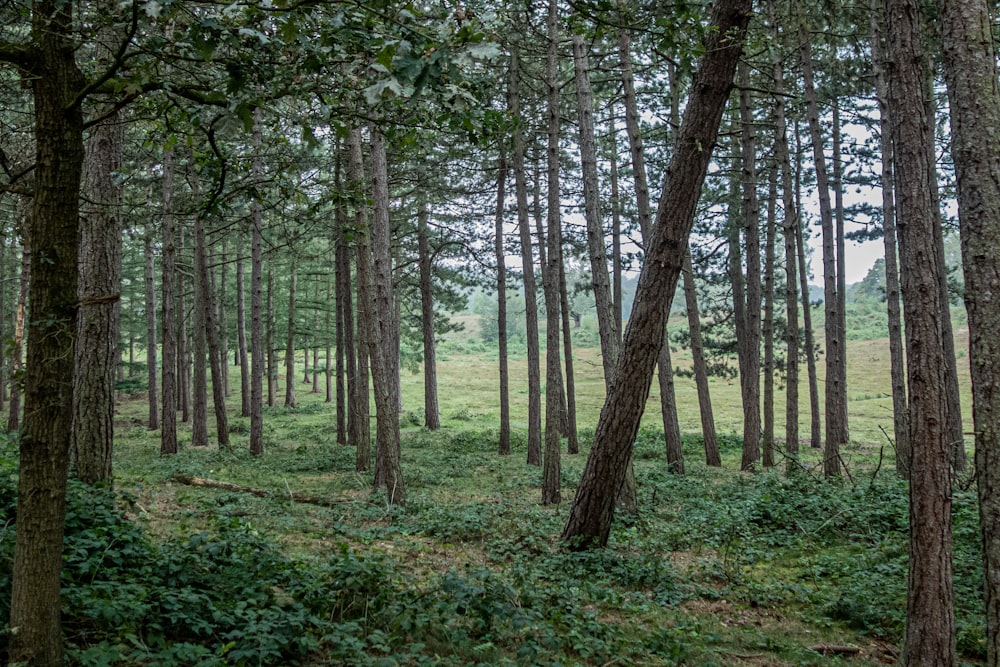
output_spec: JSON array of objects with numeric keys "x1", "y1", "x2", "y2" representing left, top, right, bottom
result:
[
  {"x1": 417, "y1": 197, "x2": 440, "y2": 430},
  {"x1": 494, "y1": 154, "x2": 511, "y2": 455},
  {"x1": 145, "y1": 215, "x2": 159, "y2": 431},
  {"x1": 8, "y1": 235, "x2": 29, "y2": 433},
  {"x1": 160, "y1": 146, "x2": 177, "y2": 455},
  {"x1": 284, "y1": 259, "x2": 297, "y2": 408},
  {"x1": 682, "y1": 252, "x2": 720, "y2": 466}
]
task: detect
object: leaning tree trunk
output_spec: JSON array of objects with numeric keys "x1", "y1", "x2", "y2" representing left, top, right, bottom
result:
[
  {"x1": 72, "y1": 64, "x2": 123, "y2": 485},
  {"x1": 937, "y1": 0, "x2": 1000, "y2": 660},
  {"x1": 885, "y1": 0, "x2": 957, "y2": 662},
  {"x1": 7, "y1": 3, "x2": 85, "y2": 660},
  {"x1": 562, "y1": 0, "x2": 751, "y2": 548},
  {"x1": 509, "y1": 45, "x2": 543, "y2": 467},
  {"x1": 366, "y1": 125, "x2": 405, "y2": 505},
  {"x1": 417, "y1": 196, "x2": 441, "y2": 430},
  {"x1": 160, "y1": 145, "x2": 178, "y2": 455},
  {"x1": 493, "y1": 152, "x2": 511, "y2": 455}
]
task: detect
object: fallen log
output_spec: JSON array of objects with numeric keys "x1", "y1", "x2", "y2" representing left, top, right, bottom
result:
[
  {"x1": 169, "y1": 473, "x2": 338, "y2": 507},
  {"x1": 808, "y1": 644, "x2": 861, "y2": 656}
]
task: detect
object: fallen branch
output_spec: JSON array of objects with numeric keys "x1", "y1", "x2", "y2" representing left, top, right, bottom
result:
[
  {"x1": 808, "y1": 644, "x2": 861, "y2": 656},
  {"x1": 169, "y1": 473, "x2": 339, "y2": 507}
]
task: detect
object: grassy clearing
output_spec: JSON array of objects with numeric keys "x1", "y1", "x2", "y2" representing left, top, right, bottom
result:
[{"x1": 0, "y1": 319, "x2": 983, "y2": 665}]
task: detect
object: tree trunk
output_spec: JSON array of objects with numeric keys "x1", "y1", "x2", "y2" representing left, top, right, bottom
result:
[
  {"x1": 562, "y1": 0, "x2": 750, "y2": 548},
  {"x1": 178, "y1": 226, "x2": 191, "y2": 424},
  {"x1": 366, "y1": 125, "x2": 405, "y2": 505},
  {"x1": 618, "y1": 6, "x2": 684, "y2": 475},
  {"x1": 191, "y1": 213, "x2": 209, "y2": 447},
  {"x1": 417, "y1": 196, "x2": 441, "y2": 430},
  {"x1": 7, "y1": 3, "x2": 85, "y2": 659},
  {"x1": 494, "y1": 152, "x2": 511, "y2": 455},
  {"x1": 267, "y1": 267, "x2": 277, "y2": 406},
  {"x1": 346, "y1": 133, "x2": 371, "y2": 473},
  {"x1": 509, "y1": 45, "x2": 543, "y2": 467},
  {"x1": 160, "y1": 145, "x2": 178, "y2": 455},
  {"x1": 72, "y1": 61, "x2": 123, "y2": 485},
  {"x1": 218, "y1": 238, "x2": 229, "y2": 398},
  {"x1": 682, "y1": 252, "x2": 720, "y2": 466},
  {"x1": 236, "y1": 230, "x2": 251, "y2": 418},
  {"x1": 794, "y1": 119, "x2": 822, "y2": 451},
  {"x1": 284, "y1": 258, "x2": 297, "y2": 408},
  {"x1": 145, "y1": 210, "x2": 159, "y2": 431},
  {"x1": 937, "y1": 0, "x2": 1000, "y2": 660},
  {"x1": 762, "y1": 159, "x2": 778, "y2": 468},
  {"x1": 573, "y1": 34, "x2": 619, "y2": 384},
  {"x1": 869, "y1": 0, "x2": 909, "y2": 475},
  {"x1": 609, "y1": 114, "x2": 623, "y2": 343},
  {"x1": 799, "y1": 11, "x2": 846, "y2": 475},
  {"x1": 8, "y1": 234, "x2": 29, "y2": 433},
  {"x1": 201, "y1": 225, "x2": 229, "y2": 447},
  {"x1": 558, "y1": 241, "x2": 580, "y2": 455},
  {"x1": 737, "y1": 69, "x2": 762, "y2": 471},
  {"x1": 769, "y1": 9, "x2": 800, "y2": 468},
  {"x1": 542, "y1": 0, "x2": 564, "y2": 506},
  {"x1": 884, "y1": 0, "x2": 957, "y2": 661}
]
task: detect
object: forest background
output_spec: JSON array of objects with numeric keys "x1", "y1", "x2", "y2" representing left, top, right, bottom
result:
[{"x1": 0, "y1": 0, "x2": 995, "y2": 664}]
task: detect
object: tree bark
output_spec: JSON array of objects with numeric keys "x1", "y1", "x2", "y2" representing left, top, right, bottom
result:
[
  {"x1": 160, "y1": 145, "x2": 178, "y2": 455},
  {"x1": 191, "y1": 212, "x2": 209, "y2": 447},
  {"x1": 494, "y1": 153, "x2": 511, "y2": 454},
  {"x1": 884, "y1": 0, "x2": 957, "y2": 661},
  {"x1": 762, "y1": 158, "x2": 778, "y2": 468},
  {"x1": 72, "y1": 55, "x2": 123, "y2": 485},
  {"x1": 558, "y1": 241, "x2": 580, "y2": 455},
  {"x1": 869, "y1": 0, "x2": 909, "y2": 476},
  {"x1": 937, "y1": 0, "x2": 1000, "y2": 660},
  {"x1": 417, "y1": 195, "x2": 441, "y2": 430},
  {"x1": 799, "y1": 10, "x2": 847, "y2": 475},
  {"x1": 509, "y1": 45, "x2": 543, "y2": 467},
  {"x1": 145, "y1": 206, "x2": 159, "y2": 431},
  {"x1": 562, "y1": 0, "x2": 751, "y2": 548},
  {"x1": 236, "y1": 229, "x2": 251, "y2": 418},
  {"x1": 366, "y1": 124, "x2": 405, "y2": 505},
  {"x1": 682, "y1": 251, "x2": 720, "y2": 466},
  {"x1": 284, "y1": 258, "x2": 297, "y2": 408},
  {"x1": 542, "y1": 0, "x2": 564, "y2": 506},
  {"x1": 347, "y1": 132, "x2": 371, "y2": 473},
  {"x1": 267, "y1": 267, "x2": 277, "y2": 406},
  {"x1": 201, "y1": 224, "x2": 229, "y2": 447},
  {"x1": 8, "y1": 2, "x2": 86, "y2": 660},
  {"x1": 8, "y1": 233, "x2": 29, "y2": 433}
]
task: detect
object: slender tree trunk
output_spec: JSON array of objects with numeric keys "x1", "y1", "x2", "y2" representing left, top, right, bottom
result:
[
  {"x1": 8, "y1": 233, "x2": 29, "y2": 433},
  {"x1": 884, "y1": 0, "x2": 957, "y2": 661},
  {"x1": 72, "y1": 62, "x2": 123, "y2": 485},
  {"x1": 191, "y1": 214, "x2": 209, "y2": 447},
  {"x1": 794, "y1": 119, "x2": 822, "y2": 450},
  {"x1": 7, "y1": 6, "x2": 85, "y2": 659},
  {"x1": 237, "y1": 231, "x2": 251, "y2": 418},
  {"x1": 178, "y1": 226, "x2": 190, "y2": 423},
  {"x1": 737, "y1": 70, "x2": 762, "y2": 471},
  {"x1": 366, "y1": 125, "x2": 405, "y2": 505},
  {"x1": 542, "y1": 0, "x2": 564, "y2": 505},
  {"x1": 769, "y1": 9, "x2": 799, "y2": 468},
  {"x1": 417, "y1": 196, "x2": 441, "y2": 430},
  {"x1": 938, "y1": 0, "x2": 1000, "y2": 660},
  {"x1": 145, "y1": 213, "x2": 159, "y2": 431},
  {"x1": 325, "y1": 274, "x2": 332, "y2": 403},
  {"x1": 762, "y1": 160, "x2": 777, "y2": 468},
  {"x1": 609, "y1": 114, "x2": 623, "y2": 342},
  {"x1": 558, "y1": 244, "x2": 580, "y2": 455},
  {"x1": 160, "y1": 146, "x2": 177, "y2": 455},
  {"x1": 870, "y1": 0, "x2": 909, "y2": 475},
  {"x1": 682, "y1": 252, "x2": 720, "y2": 466},
  {"x1": 202, "y1": 227, "x2": 229, "y2": 447},
  {"x1": 284, "y1": 259, "x2": 297, "y2": 408},
  {"x1": 248, "y1": 108, "x2": 264, "y2": 455},
  {"x1": 573, "y1": 34, "x2": 619, "y2": 383},
  {"x1": 618, "y1": 6, "x2": 683, "y2": 474},
  {"x1": 218, "y1": 239, "x2": 229, "y2": 398},
  {"x1": 266, "y1": 267, "x2": 277, "y2": 406},
  {"x1": 831, "y1": 100, "x2": 850, "y2": 445},
  {"x1": 494, "y1": 153, "x2": 511, "y2": 455},
  {"x1": 562, "y1": 0, "x2": 750, "y2": 547},
  {"x1": 799, "y1": 11, "x2": 846, "y2": 475},
  {"x1": 346, "y1": 132, "x2": 371, "y2": 472},
  {"x1": 336, "y1": 150, "x2": 357, "y2": 449},
  {"x1": 509, "y1": 45, "x2": 543, "y2": 467}
]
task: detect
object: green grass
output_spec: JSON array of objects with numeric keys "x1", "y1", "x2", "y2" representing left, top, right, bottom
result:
[{"x1": 0, "y1": 318, "x2": 983, "y2": 666}]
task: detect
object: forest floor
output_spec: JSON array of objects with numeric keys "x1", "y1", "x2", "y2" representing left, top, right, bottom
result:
[{"x1": 29, "y1": 318, "x2": 982, "y2": 666}]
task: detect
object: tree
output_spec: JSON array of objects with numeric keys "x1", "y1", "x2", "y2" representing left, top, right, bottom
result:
[
  {"x1": 884, "y1": 0, "x2": 956, "y2": 661},
  {"x1": 493, "y1": 152, "x2": 511, "y2": 454},
  {"x1": 417, "y1": 195, "x2": 442, "y2": 430},
  {"x1": 562, "y1": 0, "x2": 752, "y2": 548},
  {"x1": 937, "y1": 0, "x2": 1000, "y2": 660}
]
